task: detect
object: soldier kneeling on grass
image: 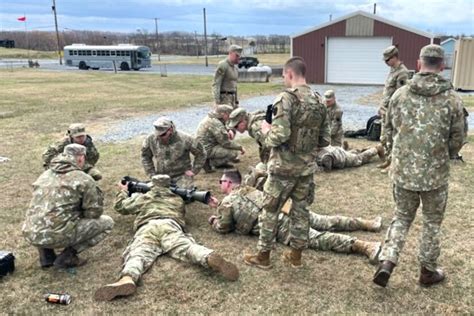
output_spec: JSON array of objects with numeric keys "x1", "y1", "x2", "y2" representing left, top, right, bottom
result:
[
  {"x1": 22, "y1": 144, "x2": 114, "y2": 269},
  {"x1": 94, "y1": 174, "x2": 239, "y2": 302},
  {"x1": 42, "y1": 123, "x2": 102, "y2": 181}
]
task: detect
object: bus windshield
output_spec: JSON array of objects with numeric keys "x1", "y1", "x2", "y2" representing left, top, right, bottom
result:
[{"x1": 138, "y1": 49, "x2": 150, "y2": 59}]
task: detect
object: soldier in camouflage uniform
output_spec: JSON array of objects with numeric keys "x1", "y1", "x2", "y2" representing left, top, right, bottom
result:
[
  {"x1": 210, "y1": 170, "x2": 382, "y2": 263},
  {"x1": 42, "y1": 123, "x2": 102, "y2": 180},
  {"x1": 212, "y1": 45, "x2": 242, "y2": 108},
  {"x1": 227, "y1": 107, "x2": 270, "y2": 163},
  {"x1": 196, "y1": 104, "x2": 245, "y2": 171},
  {"x1": 141, "y1": 117, "x2": 206, "y2": 189},
  {"x1": 244, "y1": 57, "x2": 330, "y2": 269},
  {"x1": 323, "y1": 90, "x2": 344, "y2": 147},
  {"x1": 316, "y1": 144, "x2": 384, "y2": 171},
  {"x1": 94, "y1": 175, "x2": 239, "y2": 301},
  {"x1": 373, "y1": 45, "x2": 465, "y2": 288},
  {"x1": 23, "y1": 144, "x2": 114, "y2": 269},
  {"x1": 378, "y1": 46, "x2": 410, "y2": 172}
]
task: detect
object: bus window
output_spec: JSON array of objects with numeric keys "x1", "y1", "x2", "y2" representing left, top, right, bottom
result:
[
  {"x1": 92, "y1": 51, "x2": 96, "y2": 56},
  {"x1": 87, "y1": 50, "x2": 91, "y2": 56},
  {"x1": 68, "y1": 50, "x2": 73, "y2": 56},
  {"x1": 74, "y1": 50, "x2": 78, "y2": 55},
  {"x1": 111, "y1": 51, "x2": 116, "y2": 56},
  {"x1": 125, "y1": 51, "x2": 130, "y2": 56},
  {"x1": 106, "y1": 51, "x2": 110, "y2": 56}
]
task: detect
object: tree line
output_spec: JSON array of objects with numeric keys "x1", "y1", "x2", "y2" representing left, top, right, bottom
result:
[{"x1": 0, "y1": 30, "x2": 290, "y2": 55}]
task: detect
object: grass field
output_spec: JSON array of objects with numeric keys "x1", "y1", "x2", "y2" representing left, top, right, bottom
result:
[
  {"x1": 0, "y1": 70, "x2": 472, "y2": 313},
  {"x1": 0, "y1": 47, "x2": 57, "y2": 59},
  {"x1": 154, "y1": 53, "x2": 289, "y2": 66},
  {"x1": 463, "y1": 95, "x2": 474, "y2": 109}
]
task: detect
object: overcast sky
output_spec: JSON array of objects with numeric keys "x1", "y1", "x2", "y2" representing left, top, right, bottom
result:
[{"x1": 0, "y1": 0, "x2": 473, "y2": 36}]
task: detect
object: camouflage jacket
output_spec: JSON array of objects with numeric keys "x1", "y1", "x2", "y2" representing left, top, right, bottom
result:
[
  {"x1": 114, "y1": 186, "x2": 186, "y2": 232},
  {"x1": 315, "y1": 145, "x2": 348, "y2": 169},
  {"x1": 266, "y1": 84, "x2": 330, "y2": 176},
  {"x1": 327, "y1": 102, "x2": 343, "y2": 143},
  {"x1": 211, "y1": 186, "x2": 263, "y2": 235},
  {"x1": 22, "y1": 154, "x2": 104, "y2": 247},
  {"x1": 212, "y1": 58, "x2": 238, "y2": 103},
  {"x1": 42, "y1": 135, "x2": 100, "y2": 172},
  {"x1": 380, "y1": 63, "x2": 409, "y2": 115},
  {"x1": 196, "y1": 112, "x2": 242, "y2": 153},
  {"x1": 141, "y1": 130, "x2": 206, "y2": 178},
  {"x1": 386, "y1": 72, "x2": 465, "y2": 191},
  {"x1": 247, "y1": 110, "x2": 266, "y2": 145}
]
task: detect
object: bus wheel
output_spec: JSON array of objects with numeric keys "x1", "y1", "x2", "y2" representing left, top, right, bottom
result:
[
  {"x1": 120, "y1": 62, "x2": 130, "y2": 71},
  {"x1": 79, "y1": 61, "x2": 88, "y2": 70}
]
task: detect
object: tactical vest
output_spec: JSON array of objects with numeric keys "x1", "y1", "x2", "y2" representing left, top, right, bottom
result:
[
  {"x1": 232, "y1": 187, "x2": 263, "y2": 235},
  {"x1": 286, "y1": 89, "x2": 325, "y2": 154}
]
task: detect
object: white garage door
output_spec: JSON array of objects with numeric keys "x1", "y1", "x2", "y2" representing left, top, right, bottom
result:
[{"x1": 326, "y1": 37, "x2": 392, "y2": 84}]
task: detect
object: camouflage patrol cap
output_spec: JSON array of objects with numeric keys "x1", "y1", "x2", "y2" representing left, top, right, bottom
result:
[
  {"x1": 324, "y1": 90, "x2": 335, "y2": 99},
  {"x1": 63, "y1": 143, "x2": 86, "y2": 156},
  {"x1": 420, "y1": 44, "x2": 444, "y2": 59},
  {"x1": 228, "y1": 44, "x2": 243, "y2": 55},
  {"x1": 215, "y1": 104, "x2": 234, "y2": 117},
  {"x1": 68, "y1": 123, "x2": 87, "y2": 137},
  {"x1": 151, "y1": 174, "x2": 171, "y2": 188},
  {"x1": 228, "y1": 108, "x2": 248, "y2": 128},
  {"x1": 153, "y1": 117, "x2": 173, "y2": 134},
  {"x1": 383, "y1": 45, "x2": 398, "y2": 61}
]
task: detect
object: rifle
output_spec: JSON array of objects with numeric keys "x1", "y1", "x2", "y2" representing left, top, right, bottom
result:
[
  {"x1": 121, "y1": 176, "x2": 211, "y2": 204},
  {"x1": 265, "y1": 104, "x2": 273, "y2": 124}
]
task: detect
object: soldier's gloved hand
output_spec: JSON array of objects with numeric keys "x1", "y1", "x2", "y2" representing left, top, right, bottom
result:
[{"x1": 208, "y1": 215, "x2": 218, "y2": 225}]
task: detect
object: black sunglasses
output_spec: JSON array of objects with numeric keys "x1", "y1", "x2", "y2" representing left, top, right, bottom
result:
[{"x1": 219, "y1": 179, "x2": 232, "y2": 184}]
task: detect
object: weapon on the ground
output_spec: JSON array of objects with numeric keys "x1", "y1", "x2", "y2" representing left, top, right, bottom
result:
[
  {"x1": 265, "y1": 104, "x2": 273, "y2": 124},
  {"x1": 121, "y1": 176, "x2": 211, "y2": 204}
]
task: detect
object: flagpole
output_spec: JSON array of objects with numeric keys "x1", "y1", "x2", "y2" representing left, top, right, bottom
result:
[{"x1": 24, "y1": 13, "x2": 29, "y2": 60}]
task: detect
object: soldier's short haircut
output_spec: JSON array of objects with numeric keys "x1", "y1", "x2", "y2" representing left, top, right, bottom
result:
[
  {"x1": 421, "y1": 56, "x2": 444, "y2": 69},
  {"x1": 223, "y1": 169, "x2": 242, "y2": 184},
  {"x1": 284, "y1": 57, "x2": 306, "y2": 77}
]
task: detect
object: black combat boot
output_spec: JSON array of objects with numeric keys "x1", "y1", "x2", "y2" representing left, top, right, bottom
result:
[
  {"x1": 38, "y1": 248, "x2": 56, "y2": 268},
  {"x1": 419, "y1": 266, "x2": 445, "y2": 287},
  {"x1": 54, "y1": 247, "x2": 87, "y2": 269},
  {"x1": 373, "y1": 260, "x2": 396, "y2": 287}
]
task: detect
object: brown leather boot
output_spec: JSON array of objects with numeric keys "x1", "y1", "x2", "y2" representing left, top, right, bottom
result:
[
  {"x1": 282, "y1": 248, "x2": 303, "y2": 268},
  {"x1": 54, "y1": 247, "x2": 87, "y2": 269},
  {"x1": 38, "y1": 248, "x2": 56, "y2": 268},
  {"x1": 351, "y1": 240, "x2": 381, "y2": 265},
  {"x1": 243, "y1": 250, "x2": 272, "y2": 270},
  {"x1": 419, "y1": 267, "x2": 445, "y2": 287},
  {"x1": 360, "y1": 216, "x2": 383, "y2": 232},
  {"x1": 94, "y1": 276, "x2": 136, "y2": 301},
  {"x1": 343, "y1": 141, "x2": 349, "y2": 150},
  {"x1": 373, "y1": 260, "x2": 396, "y2": 287},
  {"x1": 207, "y1": 253, "x2": 239, "y2": 281}
]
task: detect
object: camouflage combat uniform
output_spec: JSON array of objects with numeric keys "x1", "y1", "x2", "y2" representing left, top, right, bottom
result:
[
  {"x1": 380, "y1": 71, "x2": 465, "y2": 271},
  {"x1": 114, "y1": 178, "x2": 215, "y2": 283},
  {"x1": 327, "y1": 102, "x2": 343, "y2": 147},
  {"x1": 212, "y1": 58, "x2": 239, "y2": 108},
  {"x1": 196, "y1": 110, "x2": 242, "y2": 168},
  {"x1": 212, "y1": 186, "x2": 378, "y2": 253},
  {"x1": 43, "y1": 135, "x2": 101, "y2": 179},
  {"x1": 258, "y1": 84, "x2": 330, "y2": 251},
  {"x1": 379, "y1": 63, "x2": 409, "y2": 156},
  {"x1": 315, "y1": 145, "x2": 379, "y2": 170},
  {"x1": 23, "y1": 154, "x2": 113, "y2": 252},
  {"x1": 141, "y1": 130, "x2": 206, "y2": 188}
]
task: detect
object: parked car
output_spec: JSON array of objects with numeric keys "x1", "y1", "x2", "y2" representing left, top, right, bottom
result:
[{"x1": 238, "y1": 57, "x2": 259, "y2": 69}]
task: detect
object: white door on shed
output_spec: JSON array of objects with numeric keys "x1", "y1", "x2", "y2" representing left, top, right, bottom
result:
[{"x1": 326, "y1": 37, "x2": 392, "y2": 84}]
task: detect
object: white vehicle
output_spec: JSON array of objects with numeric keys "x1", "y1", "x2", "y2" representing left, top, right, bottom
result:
[{"x1": 64, "y1": 44, "x2": 152, "y2": 71}]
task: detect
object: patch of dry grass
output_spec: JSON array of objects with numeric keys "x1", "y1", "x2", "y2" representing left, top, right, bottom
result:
[
  {"x1": 0, "y1": 70, "x2": 472, "y2": 313},
  {"x1": 0, "y1": 47, "x2": 57, "y2": 59},
  {"x1": 462, "y1": 95, "x2": 474, "y2": 109}
]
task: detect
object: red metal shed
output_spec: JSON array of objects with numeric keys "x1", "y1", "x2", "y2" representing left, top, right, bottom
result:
[{"x1": 291, "y1": 11, "x2": 440, "y2": 84}]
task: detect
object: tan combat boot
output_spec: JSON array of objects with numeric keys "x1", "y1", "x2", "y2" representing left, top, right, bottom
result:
[
  {"x1": 243, "y1": 250, "x2": 272, "y2": 270},
  {"x1": 351, "y1": 240, "x2": 381, "y2": 265},
  {"x1": 343, "y1": 141, "x2": 350, "y2": 150},
  {"x1": 207, "y1": 253, "x2": 240, "y2": 281},
  {"x1": 360, "y1": 216, "x2": 382, "y2": 232},
  {"x1": 94, "y1": 275, "x2": 136, "y2": 301},
  {"x1": 375, "y1": 144, "x2": 385, "y2": 160},
  {"x1": 282, "y1": 248, "x2": 303, "y2": 268},
  {"x1": 376, "y1": 160, "x2": 390, "y2": 169}
]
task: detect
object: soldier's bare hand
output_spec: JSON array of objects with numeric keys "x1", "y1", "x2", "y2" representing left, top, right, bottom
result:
[
  {"x1": 240, "y1": 147, "x2": 246, "y2": 155},
  {"x1": 208, "y1": 197, "x2": 219, "y2": 208},
  {"x1": 118, "y1": 182, "x2": 128, "y2": 191},
  {"x1": 208, "y1": 215, "x2": 218, "y2": 224},
  {"x1": 228, "y1": 130, "x2": 235, "y2": 140},
  {"x1": 261, "y1": 121, "x2": 271, "y2": 135},
  {"x1": 185, "y1": 170, "x2": 195, "y2": 177}
]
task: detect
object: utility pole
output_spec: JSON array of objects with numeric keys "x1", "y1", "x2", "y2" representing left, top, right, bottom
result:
[
  {"x1": 373, "y1": 3, "x2": 377, "y2": 14},
  {"x1": 52, "y1": 0, "x2": 62, "y2": 65},
  {"x1": 154, "y1": 18, "x2": 160, "y2": 61},
  {"x1": 203, "y1": 8, "x2": 208, "y2": 67},
  {"x1": 194, "y1": 31, "x2": 199, "y2": 57}
]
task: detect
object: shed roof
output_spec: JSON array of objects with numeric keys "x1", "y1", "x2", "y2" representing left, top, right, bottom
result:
[
  {"x1": 441, "y1": 38, "x2": 456, "y2": 45},
  {"x1": 291, "y1": 10, "x2": 436, "y2": 39}
]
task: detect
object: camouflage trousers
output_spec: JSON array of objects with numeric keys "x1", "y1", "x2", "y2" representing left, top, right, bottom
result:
[
  {"x1": 120, "y1": 218, "x2": 213, "y2": 283},
  {"x1": 31, "y1": 215, "x2": 114, "y2": 253},
  {"x1": 379, "y1": 184, "x2": 448, "y2": 271},
  {"x1": 331, "y1": 131, "x2": 343, "y2": 147},
  {"x1": 171, "y1": 174, "x2": 194, "y2": 190},
  {"x1": 276, "y1": 213, "x2": 357, "y2": 253},
  {"x1": 217, "y1": 94, "x2": 238, "y2": 109},
  {"x1": 258, "y1": 173, "x2": 313, "y2": 251},
  {"x1": 345, "y1": 148, "x2": 378, "y2": 168},
  {"x1": 379, "y1": 114, "x2": 391, "y2": 161},
  {"x1": 208, "y1": 145, "x2": 239, "y2": 167}
]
